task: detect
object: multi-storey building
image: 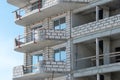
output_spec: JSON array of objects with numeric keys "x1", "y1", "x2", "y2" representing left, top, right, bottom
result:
[{"x1": 7, "y1": 0, "x2": 120, "y2": 80}]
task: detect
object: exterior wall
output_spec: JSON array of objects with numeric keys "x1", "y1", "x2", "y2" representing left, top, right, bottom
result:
[
  {"x1": 28, "y1": 42, "x2": 71, "y2": 72},
  {"x1": 23, "y1": 11, "x2": 72, "y2": 79},
  {"x1": 12, "y1": 0, "x2": 120, "y2": 80},
  {"x1": 75, "y1": 43, "x2": 95, "y2": 69},
  {"x1": 72, "y1": 12, "x2": 95, "y2": 27},
  {"x1": 72, "y1": 14, "x2": 120, "y2": 38}
]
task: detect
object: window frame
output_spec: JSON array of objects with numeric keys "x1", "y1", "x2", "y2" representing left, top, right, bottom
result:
[
  {"x1": 54, "y1": 47, "x2": 66, "y2": 62},
  {"x1": 32, "y1": 54, "x2": 43, "y2": 73},
  {"x1": 54, "y1": 17, "x2": 66, "y2": 30}
]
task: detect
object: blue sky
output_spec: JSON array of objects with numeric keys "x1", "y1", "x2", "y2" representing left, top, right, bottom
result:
[{"x1": 0, "y1": 1, "x2": 24, "y2": 80}]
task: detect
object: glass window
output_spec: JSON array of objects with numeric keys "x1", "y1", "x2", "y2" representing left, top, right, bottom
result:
[
  {"x1": 54, "y1": 17, "x2": 66, "y2": 30},
  {"x1": 32, "y1": 54, "x2": 43, "y2": 72},
  {"x1": 54, "y1": 47, "x2": 66, "y2": 62},
  {"x1": 31, "y1": 25, "x2": 42, "y2": 41},
  {"x1": 32, "y1": 54, "x2": 43, "y2": 64}
]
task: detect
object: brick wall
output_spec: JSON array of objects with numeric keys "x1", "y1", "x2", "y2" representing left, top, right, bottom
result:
[
  {"x1": 22, "y1": 11, "x2": 72, "y2": 79},
  {"x1": 72, "y1": 14, "x2": 120, "y2": 38}
]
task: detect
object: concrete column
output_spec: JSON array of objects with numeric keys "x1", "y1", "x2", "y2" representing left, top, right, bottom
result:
[
  {"x1": 70, "y1": 41, "x2": 74, "y2": 80},
  {"x1": 103, "y1": 7, "x2": 110, "y2": 18},
  {"x1": 96, "y1": 38, "x2": 100, "y2": 80},
  {"x1": 96, "y1": 6, "x2": 100, "y2": 21},
  {"x1": 103, "y1": 38, "x2": 110, "y2": 64},
  {"x1": 103, "y1": 38, "x2": 111, "y2": 80},
  {"x1": 96, "y1": 38, "x2": 99, "y2": 67}
]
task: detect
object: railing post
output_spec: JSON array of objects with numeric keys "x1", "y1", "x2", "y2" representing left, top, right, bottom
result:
[
  {"x1": 38, "y1": 0, "x2": 41, "y2": 12},
  {"x1": 18, "y1": 10, "x2": 21, "y2": 20},
  {"x1": 15, "y1": 11, "x2": 18, "y2": 19},
  {"x1": 33, "y1": 29, "x2": 37, "y2": 44},
  {"x1": 18, "y1": 35, "x2": 21, "y2": 48}
]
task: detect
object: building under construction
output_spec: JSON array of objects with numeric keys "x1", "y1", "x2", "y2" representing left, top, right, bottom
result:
[{"x1": 7, "y1": 0, "x2": 120, "y2": 80}]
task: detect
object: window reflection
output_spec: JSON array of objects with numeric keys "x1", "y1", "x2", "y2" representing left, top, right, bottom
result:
[
  {"x1": 54, "y1": 47, "x2": 66, "y2": 62},
  {"x1": 32, "y1": 54, "x2": 43, "y2": 73},
  {"x1": 54, "y1": 17, "x2": 66, "y2": 30}
]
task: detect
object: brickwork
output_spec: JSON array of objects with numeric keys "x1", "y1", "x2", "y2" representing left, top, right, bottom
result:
[
  {"x1": 72, "y1": 14, "x2": 120, "y2": 38},
  {"x1": 44, "y1": 61, "x2": 67, "y2": 72},
  {"x1": 15, "y1": 11, "x2": 72, "y2": 79},
  {"x1": 42, "y1": 29, "x2": 67, "y2": 40},
  {"x1": 66, "y1": 11, "x2": 71, "y2": 39},
  {"x1": 13, "y1": 65, "x2": 24, "y2": 78}
]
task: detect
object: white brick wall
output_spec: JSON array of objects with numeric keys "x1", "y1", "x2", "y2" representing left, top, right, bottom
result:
[
  {"x1": 13, "y1": 65, "x2": 24, "y2": 78},
  {"x1": 72, "y1": 14, "x2": 120, "y2": 38},
  {"x1": 21, "y1": 11, "x2": 72, "y2": 80}
]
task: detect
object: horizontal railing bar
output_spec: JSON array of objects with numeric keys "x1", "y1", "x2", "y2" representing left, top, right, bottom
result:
[{"x1": 75, "y1": 51, "x2": 120, "y2": 61}]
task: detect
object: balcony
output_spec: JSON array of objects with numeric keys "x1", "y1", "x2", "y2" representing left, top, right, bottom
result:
[
  {"x1": 13, "y1": 60, "x2": 69, "y2": 80},
  {"x1": 72, "y1": 14, "x2": 120, "y2": 39},
  {"x1": 74, "y1": 52, "x2": 120, "y2": 78},
  {"x1": 8, "y1": 0, "x2": 92, "y2": 26},
  {"x1": 14, "y1": 29, "x2": 67, "y2": 53}
]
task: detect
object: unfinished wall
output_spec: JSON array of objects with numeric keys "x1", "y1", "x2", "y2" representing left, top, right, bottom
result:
[
  {"x1": 110, "y1": 8, "x2": 120, "y2": 16},
  {"x1": 111, "y1": 39, "x2": 120, "y2": 52},
  {"x1": 75, "y1": 43, "x2": 95, "y2": 69},
  {"x1": 72, "y1": 12, "x2": 95, "y2": 27},
  {"x1": 111, "y1": 72, "x2": 120, "y2": 80}
]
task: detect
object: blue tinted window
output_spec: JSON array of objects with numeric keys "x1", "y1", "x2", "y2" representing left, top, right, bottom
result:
[
  {"x1": 32, "y1": 54, "x2": 43, "y2": 64},
  {"x1": 54, "y1": 47, "x2": 66, "y2": 62},
  {"x1": 32, "y1": 54, "x2": 43, "y2": 72},
  {"x1": 61, "y1": 51, "x2": 66, "y2": 61},
  {"x1": 54, "y1": 17, "x2": 66, "y2": 30}
]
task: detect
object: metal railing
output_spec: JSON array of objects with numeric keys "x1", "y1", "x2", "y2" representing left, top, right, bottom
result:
[
  {"x1": 15, "y1": 29, "x2": 67, "y2": 48},
  {"x1": 75, "y1": 51, "x2": 120, "y2": 70},
  {"x1": 13, "y1": 60, "x2": 67, "y2": 78},
  {"x1": 13, "y1": 60, "x2": 46, "y2": 78},
  {"x1": 13, "y1": 0, "x2": 92, "y2": 19},
  {"x1": 13, "y1": 0, "x2": 59, "y2": 19}
]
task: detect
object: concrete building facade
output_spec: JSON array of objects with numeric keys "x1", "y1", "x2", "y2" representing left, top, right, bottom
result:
[{"x1": 7, "y1": 0, "x2": 120, "y2": 80}]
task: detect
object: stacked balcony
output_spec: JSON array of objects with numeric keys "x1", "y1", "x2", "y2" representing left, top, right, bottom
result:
[
  {"x1": 13, "y1": 60, "x2": 69, "y2": 80},
  {"x1": 7, "y1": 0, "x2": 93, "y2": 26},
  {"x1": 74, "y1": 51, "x2": 120, "y2": 78},
  {"x1": 15, "y1": 29, "x2": 67, "y2": 53}
]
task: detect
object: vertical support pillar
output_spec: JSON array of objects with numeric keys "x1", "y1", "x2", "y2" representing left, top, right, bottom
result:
[
  {"x1": 96, "y1": 38, "x2": 100, "y2": 80},
  {"x1": 96, "y1": 6, "x2": 100, "y2": 21},
  {"x1": 103, "y1": 38, "x2": 111, "y2": 80},
  {"x1": 69, "y1": 10, "x2": 74, "y2": 80},
  {"x1": 70, "y1": 42, "x2": 74, "y2": 80},
  {"x1": 103, "y1": 38, "x2": 110, "y2": 64}
]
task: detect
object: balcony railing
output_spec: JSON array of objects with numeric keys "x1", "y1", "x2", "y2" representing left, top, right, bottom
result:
[
  {"x1": 13, "y1": 60, "x2": 69, "y2": 78},
  {"x1": 15, "y1": 29, "x2": 67, "y2": 48},
  {"x1": 72, "y1": 14, "x2": 120, "y2": 38},
  {"x1": 75, "y1": 51, "x2": 120, "y2": 70},
  {"x1": 13, "y1": 0, "x2": 92, "y2": 20}
]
